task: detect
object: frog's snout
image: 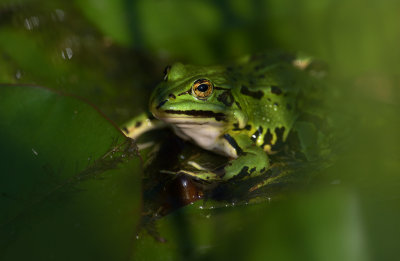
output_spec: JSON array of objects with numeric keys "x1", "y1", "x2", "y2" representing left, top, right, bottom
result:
[{"x1": 149, "y1": 90, "x2": 169, "y2": 118}]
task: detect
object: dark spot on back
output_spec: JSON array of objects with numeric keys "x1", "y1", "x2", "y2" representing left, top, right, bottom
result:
[
  {"x1": 273, "y1": 102, "x2": 279, "y2": 107},
  {"x1": 217, "y1": 90, "x2": 234, "y2": 107},
  {"x1": 261, "y1": 128, "x2": 273, "y2": 148},
  {"x1": 245, "y1": 124, "x2": 251, "y2": 130},
  {"x1": 122, "y1": 127, "x2": 129, "y2": 133},
  {"x1": 240, "y1": 85, "x2": 264, "y2": 99},
  {"x1": 135, "y1": 121, "x2": 142, "y2": 128},
  {"x1": 271, "y1": 86, "x2": 282, "y2": 95},
  {"x1": 250, "y1": 167, "x2": 256, "y2": 174},
  {"x1": 271, "y1": 127, "x2": 286, "y2": 151}
]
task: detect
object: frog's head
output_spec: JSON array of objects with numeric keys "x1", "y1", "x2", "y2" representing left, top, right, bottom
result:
[
  {"x1": 149, "y1": 63, "x2": 247, "y2": 148},
  {"x1": 150, "y1": 63, "x2": 247, "y2": 127}
]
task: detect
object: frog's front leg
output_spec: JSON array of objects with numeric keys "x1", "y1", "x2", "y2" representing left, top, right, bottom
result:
[
  {"x1": 221, "y1": 133, "x2": 270, "y2": 180},
  {"x1": 121, "y1": 112, "x2": 165, "y2": 139},
  {"x1": 175, "y1": 133, "x2": 270, "y2": 183}
]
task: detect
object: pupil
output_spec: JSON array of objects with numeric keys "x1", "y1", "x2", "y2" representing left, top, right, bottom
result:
[{"x1": 197, "y1": 84, "x2": 209, "y2": 92}]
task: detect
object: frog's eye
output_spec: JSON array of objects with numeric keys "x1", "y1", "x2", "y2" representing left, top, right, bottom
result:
[{"x1": 192, "y1": 79, "x2": 213, "y2": 99}]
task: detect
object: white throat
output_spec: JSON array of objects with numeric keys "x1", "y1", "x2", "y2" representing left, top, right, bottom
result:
[
  {"x1": 161, "y1": 116, "x2": 231, "y2": 155},
  {"x1": 172, "y1": 122, "x2": 222, "y2": 150}
]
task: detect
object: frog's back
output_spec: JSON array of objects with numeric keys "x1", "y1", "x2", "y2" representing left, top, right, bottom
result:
[{"x1": 228, "y1": 52, "x2": 317, "y2": 152}]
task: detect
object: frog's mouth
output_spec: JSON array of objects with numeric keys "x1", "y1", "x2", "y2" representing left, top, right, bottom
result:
[
  {"x1": 161, "y1": 109, "x2": 226, "y2": 122},
  {"x1": 150, "y1": 94, "x2": 227, "y2": 123},
  {"x1": 151, "y1": 101, "x2": 227, "y2": 123}
]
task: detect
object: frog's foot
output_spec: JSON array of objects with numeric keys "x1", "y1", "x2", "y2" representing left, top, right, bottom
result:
[
  {"x1": 160, "y1": 169, "x2": 222, "y2": 182},
  {"x1": 179, "y1": 170, "x2": 222, "y2": 181},
  {"x1": 222, "y1": 143, "x2": 270, "y2": 181}
]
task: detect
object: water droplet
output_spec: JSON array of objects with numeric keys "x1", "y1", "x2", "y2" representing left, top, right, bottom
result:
[
  {"x1": 31, "y1": 16, "x2": 40, "y2": 27},
  {"x1": 24, "y1": 16, "x2": 40, "y2": 30},
  {"x1": 55, "y1": 9, "x2": 65, "y2": 21},
  {"x1": 15, "y1": 70, "x2": 22, "y2": 80},
  {"x1": 61, "y1": 47, "x2": 73, "y2": 60},
  {"x1": 32, "y1": 148, "x2": 38, "y2": 156},
  {"x1": 24, "y1": 18, "x2": 32, "y2": 30},
  {"x1": 262, "y1": 117, "x2": 266, "y2": 121}
]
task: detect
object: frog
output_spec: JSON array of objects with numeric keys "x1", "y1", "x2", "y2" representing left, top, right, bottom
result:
[{"x1": 122, "y1": 52, "x2": 322, "y2": 190}]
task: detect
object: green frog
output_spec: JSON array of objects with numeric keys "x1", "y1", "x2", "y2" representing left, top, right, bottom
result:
[{"x1": 123, "y1": 52, "x2": 323, "y2": 189}]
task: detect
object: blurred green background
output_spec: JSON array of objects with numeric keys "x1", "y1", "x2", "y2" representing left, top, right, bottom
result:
[{"x1": 0, "y1": 0, "x2": 399, "y2": 260}]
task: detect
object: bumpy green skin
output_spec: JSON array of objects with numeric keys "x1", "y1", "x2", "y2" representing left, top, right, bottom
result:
[{"x1": 126, "y1": 52, "x2": 319, "y2": 184}]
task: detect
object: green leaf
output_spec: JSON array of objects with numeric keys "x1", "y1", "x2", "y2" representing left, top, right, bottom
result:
[{"x1": 0, "y1": 85, "x2": 142, "y2": 261}]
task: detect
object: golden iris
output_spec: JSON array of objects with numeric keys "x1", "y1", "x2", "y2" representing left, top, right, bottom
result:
[{"x1": 192, "y1": 79, "x2": 213, "y2": 99}]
